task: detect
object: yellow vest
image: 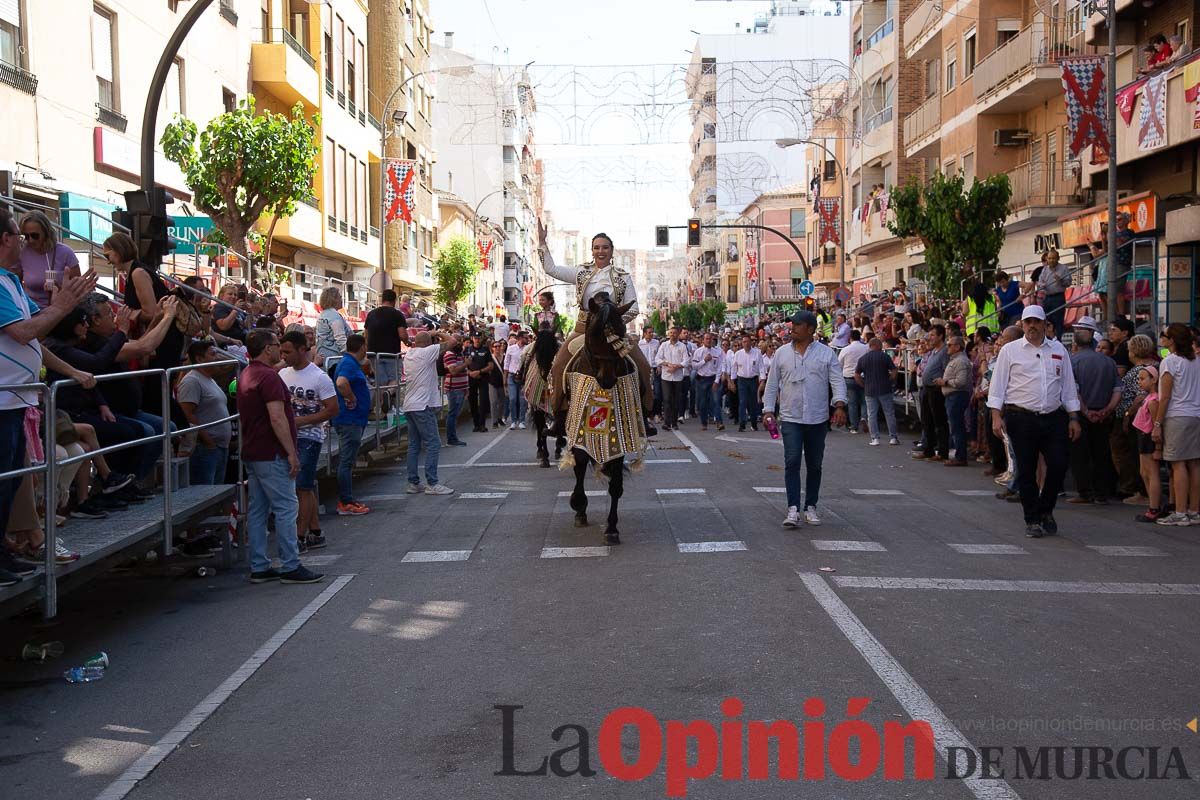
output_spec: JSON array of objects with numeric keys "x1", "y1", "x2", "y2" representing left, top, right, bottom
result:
[
  {"x1": 818, "y1": 315, "x2": 833, "y2": 341},
  {"x1": 965, "y1": 296, "x2": 998, "y2": 336}
]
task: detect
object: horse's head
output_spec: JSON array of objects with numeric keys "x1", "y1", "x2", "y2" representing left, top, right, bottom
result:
[
  {"x1": 533, "y1": 327, "x2": 559, "y2": 374},
  {"x1": 583, "y1": 292, "x2": 635, "y2": 389}
]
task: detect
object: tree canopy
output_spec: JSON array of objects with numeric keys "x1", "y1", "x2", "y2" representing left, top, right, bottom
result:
[
  {"x1": 432, "y1": 236, "x2": 481, "y2": 309},
  {"x1": 887, "y1": 171, "x2": 1012, "y2": 298}
]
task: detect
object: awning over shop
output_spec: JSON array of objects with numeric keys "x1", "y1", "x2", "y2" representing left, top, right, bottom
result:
[{"x1": 1058, "y1": 191, "x2": 1160, "y2": 249}]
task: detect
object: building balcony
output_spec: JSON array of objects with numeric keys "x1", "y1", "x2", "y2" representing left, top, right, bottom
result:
[
  {"x1": 251, "y1": 35, "x2": 321, "y2": 110},
  {"x1": 903, "y1": 0, "x2": 943, "y2": 61},
  {"x1": 1006, "y1": 160, "x2": 1089, "y2": 231},
  {"x1": 0, "y1": 60, "x2": 37, "y2": 95},
  {"x1": 271, "y1": 199, "x2": 323, "y2": 249},
  {"x1": 974, "y1": 19, "x2": 1095, "y2": 114},
  {"x1": 860, "y1": 19, "x2": 896, "y2": 82},
  {"x1": 902, "y1": 95, "x2": 941, "y2": 158},
  {"x1": 847, "y1": 208, "x2": 897, "y2": 255},
  {"x1": 1083, "y1": 55, "x2": 1200, "y2": 174},
  {"x1": 857, "y1": 107, "x2": 895, "y2": 166}
]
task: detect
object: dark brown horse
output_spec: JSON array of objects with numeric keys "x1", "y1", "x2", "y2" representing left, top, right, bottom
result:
[
  {"x1": 525, "y1": 328, "x2": 566, "y2": 468},
  {"x1": 561, "y1": 292, "x2": 645, "y2": 544}
]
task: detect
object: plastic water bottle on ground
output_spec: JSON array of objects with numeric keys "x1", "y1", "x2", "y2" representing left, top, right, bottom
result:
[{"x1": 63, "y1": 666, "x2": 106, "y2": 683}]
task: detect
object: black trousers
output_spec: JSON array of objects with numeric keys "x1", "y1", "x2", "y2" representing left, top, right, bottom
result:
[
  {"x1": 663, "y1": 379, "x2": 683, "y2": 428},
  {"x1": 986, "y1": 419, "x2": 1008, "y2": 474},
  {"x1": 1005, "y1": 408, "x2": 1069, "y2": 523},
  {"x1": 920, "y1": 387, "x2": 949, "y2": 458},
  {"x1": 1070, "y1": 414, "x2": 1116, "y2": 499},
  {"x1": 468, "y1": 378, "x2": 490, "y2": 430}
]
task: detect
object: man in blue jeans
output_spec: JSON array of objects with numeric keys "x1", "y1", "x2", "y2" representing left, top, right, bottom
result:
[
  {"x1": 235, "y1": 329, "x2": 323, "y2": 584},
  {"x1": 762, "y1": 310, "x2": 847, "y2": 528},
  {"x1": 333, "y1": 333, "x2": 372, "y2": 515},
  {"x1": 404, "y1": 330, "x2": 454, "y2": 495},
  {"x1": 441, "y1": 335, "x2": 469, "y2": 446}
]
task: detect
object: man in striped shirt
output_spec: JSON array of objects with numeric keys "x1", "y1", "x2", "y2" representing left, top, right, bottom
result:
[{"x1": 442, "y1": 336, "x2": 470, "y2": 446}]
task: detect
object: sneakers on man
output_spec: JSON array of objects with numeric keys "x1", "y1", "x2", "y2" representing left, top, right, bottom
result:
[
  {"x1": 304, "y1": 531, "x2": 328, "y2": 550},
  {"x1": 1025, "y1": 522, "x2": 1045, "y2": 538},
  {"x1": 250, "y1": 569, "x2": 280, "y2": 584},
  {"x1": 518, "y1": 421, "x2": 526, "y2": 430},
  {"x1": 406, "y1": 482, "x2": 425, "y2": 494},
  {"x1": 509, "y1": 422, "x2": 518, "y2": 430},
  {"x1": 101, "y1": 471, "x2": 134, "y2": 494},
  {"x1": 869, "y1": 437, "x2": 880, "y2": 446},
  {"x1": 425, "y1": 484, "x2": 454, "y2": 495},
  {"x1": 279, "y1": 566, "x2": 324, "y2": 584},
  {"x1": 803, "y1": 506, "x2": 822, "y2": 526},
  {"x1": 70, "y1": 499, "x2": 109, "y2": 519},
  {"x1": 1156, "y1": 512, "x2": 1192, "y2": 527},
  {"x1": 848, "y1": 428, "x2": 859, "y2": 435},
  {"x1": 337, "y1": 501, "x2": 371, "y2": 516},
  {"x1": 0, "y1": 549, "x2": 37, "y2": 576},
  {"x1": 889, "y1": 436, "x2": 900, "y2": 445},
  {"x1": 1041, "y1": 514, "x2": 1058, "y2": 536},
  {"x1": 34, "y1": 540, "x2": 80, "y2": 564},
  {"x1": 446, "y1": 439, "x2": 467, "y2": 447},
  {"x1": 782, "y1": 506, "x2": 801, "y2": 528}
]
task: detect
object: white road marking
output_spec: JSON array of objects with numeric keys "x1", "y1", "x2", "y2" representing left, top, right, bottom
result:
[
  {"x1": 656, "y1": 488, "x2": 706, "y2": 495},
  {"x1": 301, "y1": 554, "x2": 343, "y2": 565},
  {"x1": 798, "y1": 572, "x2": 1022, "y2": 800},
  {"x1": 400, "y1": 550, "x2": 473, "y2": 563},
  {"x1": 949, "y1": 489, "x2": 998, "y2": 496},
  {"x1": 753, "y1": 486, "x2": 786, "y2": 493},
  {"x1": 446, "y1": 459, "x2": 691, "y2": 468},
  {"x1": 357, "y1": 494, "x2": 409, "y2": 501},
  {"x1": 1088, "y1": 545, "x2": 1169, "y2": 557},
  {"x1": 678, "y1": 541, "x2": 748, "y2": 553},
  {"x1": 462, "y1": 427, "x2": 510, "y2": 466},
  {"x1": 811, "y1": 540, "x2": 888, "y2": 552},
  {"x1": 540, "y1": 546, "x2": 611, "y2": 558},
  {"x1": 94, "y1": 575, "x2": 355, "y2": 800},
  {"x1": 947, "y1": 544, "x2": 1028, "y2": 555},
  {"x1": 831, "y1": 576, "x2": 1200, "y2": 594},
  {"x1": 715, "y1": 433, "x2": 781, "y2": 445},
  {"x1": 557, "y1": 490, "x2": 608, "y2": 497},
  {"x1": 850, "y1": 489, "x2": 905, "y2": 496},
  {"x1": 644, "y1": 458, "x2": 693, "y2": 464},
  {"x1": 460, "y1": 492, "x2": 509, "y2": 499},
  {"x1": 671, "y1": 428, "x2": 710, "y2": 463}
]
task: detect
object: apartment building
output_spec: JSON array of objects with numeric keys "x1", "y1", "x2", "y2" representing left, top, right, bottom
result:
[
  {"x1": 368, "y1": 0, "x2": 436, "y2": 293},
  {"x1": 739, "y1": 185, "x2": 811, "y2": 310},
  {"x1": 0, "y1": 0, "x2": 253, "y2": 268},
  {"x1": 684, "y1": 1, "x2": 849, "y2": 304},
  {"x1": 435, "y1": 189, "x2": 505, "y2": 316},
  {"x1": 845, "y1": 0, "x2": 926, "y2": 297},
  {"x1": 432, "y1": 41, "x2": 547, "y2": 321},
  {"x1": 804, "y1": 80, "x2": 850, "y2": 296}
]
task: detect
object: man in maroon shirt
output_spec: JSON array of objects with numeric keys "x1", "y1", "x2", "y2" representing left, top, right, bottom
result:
[{"x1": 236, "y1": 329, "x2": 323, "y2": 584}]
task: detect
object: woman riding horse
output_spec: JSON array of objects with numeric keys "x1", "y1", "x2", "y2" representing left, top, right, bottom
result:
[{"x1": 559, "y1": 292, "x2": 648, "y2": 544}]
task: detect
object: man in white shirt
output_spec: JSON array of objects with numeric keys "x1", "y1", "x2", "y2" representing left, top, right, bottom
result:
[
  {"x1": 504, "y1": 334, "x2": 526, "y2": 429},
  {"x1": 279, "y1": 331, "x2": 339, "y2": 550},
  {"x1": 727, "y1": 335, "x2": 764, "y2": 431},
  {"x1": 639, "y1": 327, "x2": 662, "y2": 420},
  {"x1": 837, "y1": 329, "x2": 870, "y2": 433},
  {"x1": 986, "y1": 305, "x2": 1082, "y2": 538},
  {"x1": 680, "y1": 329, "x2": 697, "y2": 420},
  {"x1": 691, "y1": 332, "x2": 722, "y2": 430},
  {"x1": 763, "y1": 311, "x2": 847, "y2": 527},
  {"x1": 403, "y1": 330, "x2": 456, "y2": 495},
  {"x1": 655, "y1": 327, "x2": 690, "y2": 431},
  {"x1": 490, "y1": 316, "x2": 511, "y2": 343}
]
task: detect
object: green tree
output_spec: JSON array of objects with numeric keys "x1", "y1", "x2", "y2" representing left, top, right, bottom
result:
[
  {"x1": 673, "y1": 302, "x2": 703, "y2": 331},
  {"x1": 161, "y1": 96, "x2": 320, "y2": 281},
  {"x1": 648, "y1": 309, "x2": 667, "y2": 337},
  {"x1": 432, "y1": 236, "x2": 481, "y2": 309},
  {"x1": 887, "y1": 171, "x2": 1012, "y2": 298},
  {"x1": 698, "y1": 299, "x2": 727, "y2": 328}
]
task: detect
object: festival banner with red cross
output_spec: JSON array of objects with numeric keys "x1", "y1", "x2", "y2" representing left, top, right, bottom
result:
[
  {"x1": 818, "y1": 198, "x2": 840, "y2": 246},
  {"x1": 1138, "y1": 72, "x2": 1168, "y2": 151},
  {"x1": 877, "y1": 191, "x2": 891, "y2": 226},
  {"x1": 383, "y1": 159, "x2": 417, "y2": 224},
  {"x1": 1060, "y1": 57, "x2": 1110, "y2": 159},
  {"x1": 745, "y1": 248, "x2": 758, "y2": 283},
  {"x1": 477, "y1": 238, "x2": 494, "y2": 270},
  {"x1": 522, "y1": 282, "x2": 535, "y2": 306}
]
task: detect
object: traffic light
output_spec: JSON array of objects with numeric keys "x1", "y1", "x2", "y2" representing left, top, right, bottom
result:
[
  {"x1": 803, "y1": 296, "x2": 816, "y2": 311},
  {"x1": 655, "y1": 225, "x2": 669, "y2": 248},
  {"x1": 687, "y1": 218, "x2": 701, "y2": 247},
  {"x1": 119, "y1": 188, "x2": 176, "y2": 266}
]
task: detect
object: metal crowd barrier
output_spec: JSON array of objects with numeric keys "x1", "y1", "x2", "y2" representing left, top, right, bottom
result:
[{"x1": 0, "y1": 360, "x2": 244, "y2": 618}]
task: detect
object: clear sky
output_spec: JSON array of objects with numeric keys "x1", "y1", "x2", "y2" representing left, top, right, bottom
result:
[{"x1": 432, "y1": 0, "x2": 844, "y2": 248}]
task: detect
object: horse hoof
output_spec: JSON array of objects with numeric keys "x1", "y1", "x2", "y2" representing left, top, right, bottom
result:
[
  {"x1": 574, "y1": 513, "x2": 588, "y2": 528},
  {"x1": 605, "y1": 530, "x2": 621, "y2": 545},
  {"x1": 539, "y1": 459, "x2": 550, "y2": 468}
]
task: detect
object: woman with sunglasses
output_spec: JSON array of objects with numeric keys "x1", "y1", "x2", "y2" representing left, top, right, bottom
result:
[{"x1": 18, "y1": 211, "x2": 80, "y2": 307}]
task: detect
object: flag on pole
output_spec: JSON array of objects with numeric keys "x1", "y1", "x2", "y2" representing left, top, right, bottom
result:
[
  {"x1": 1060, "y1": 56, "x2": 1110, "y2": 159},
  {"x1": 818, "y1": 198, "x2": 840, "y2": 246},
  {"x1": 383, "y1": 159, "x2": 417, "y2": 223},
  {"x1": 1115, "y1": 79, "x2": 1145, "y2": 126},
  {"x1": 1138, "y1": 72, "x2": 1168, "y2": 151}
]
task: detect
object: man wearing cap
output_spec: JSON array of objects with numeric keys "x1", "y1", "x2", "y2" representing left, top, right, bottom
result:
[
  {"x1": 1067, "y1": 316, "x2": 1122, "y2": 504},
  {"x1": 762, "y1": 310, "x2": 848, "y2": 528},
  {"x1": 986, "y1": 305, "x2": 1082, "y2": 538}
]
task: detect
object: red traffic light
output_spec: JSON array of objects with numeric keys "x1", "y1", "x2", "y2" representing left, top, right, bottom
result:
[{"x1": 687, "y1": 218, "x2": 701, "y2": 247}]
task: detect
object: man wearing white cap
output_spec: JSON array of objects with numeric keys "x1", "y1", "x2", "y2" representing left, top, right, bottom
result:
[
  {"x1": 1067, "y1": 315, "x2": 1122, "y2": 503},
  {"x1": 986, "y1": 305, "x2": 1082, "y2": 538}
]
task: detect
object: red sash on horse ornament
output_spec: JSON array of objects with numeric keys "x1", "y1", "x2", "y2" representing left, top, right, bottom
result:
[{"x1": 1060, "y1": 57, "x2": 1110, "y2": 159}]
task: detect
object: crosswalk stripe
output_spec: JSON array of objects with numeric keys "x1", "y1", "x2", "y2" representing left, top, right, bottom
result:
[
  {"x1": 832, "y1": 576, "x2": 1200, "y2": 594},
  {"x1": 357, "y1": 494, "x2": 409, "y2": 501},
  {"x1": 678, "y1": 541, "x2": 747, "y2": 553},
  {"x1": 850, "y1": 489, "x2": 904, "y2": 496},
  {"x1": 811, "y1": 540, "x2": 888, "y2": 552},
  {"x1": 656, "y1": 488, "x2": 705, "y2": 495},
  {"x1": 460, "y1": 492, "x2": 509, "y2": 499},
  {"x1": 1088, "y1": 545, "x2": 1169, "y2": 557},
  {"x1": 400, "y1": 550, "x2": 472, "y2": 563},
  {"x1": 948, "y1": 490, "x2": 998, "y2": 496},
  {"x1": 947, "y1": 544, "x2": 1027, "y2": 555},
  {"x1": 540, "y1": 546, "x2": 610, "y2": 558},
  {"x1": 753, "y1": 486, "x2": 786, "y2": 493},
  {"x1": 301, "y1": 554, "x2": 343, "y2": 565},
  {"x1": 557, "y1": 490, "x2": 607, "y2": 497}
]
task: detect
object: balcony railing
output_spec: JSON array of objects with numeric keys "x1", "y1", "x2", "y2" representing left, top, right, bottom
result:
[
  {"x1": 369, "y1": 225, "x2": 380, "y2": 239},
  {"x1": 902, "y1": 95, "x2": 940, "y2": 147},
  {"x1": 327, "y1": 215, "x2": 336, "y2": 231},
  {"x1": 281, "y1": 28, "x2": 315, "y2": 69},
  {"x1": 337, "y1": 90, "x2": 346, "y2": 108},
  {"x1": 902, "y1": 0, "x2": 941, "y2": 54},
  {"x1": 367, "y1": 112, "x2": 381, "y2": 132},
  {"x1": 1007, "y1": 160, "x2": 1086, "y2": 211},
  {"x1": 974, "y1": 19, "x2": 1091, "y2": 102},
  {"x1": 218, "y1": 0, "x2": 238, "y2": 25},
  {"x1": 0, "y1": 60, "x2": 37, "y2": 95},
  {"x1": 339, "y1": 220, "x2": 349, "y2": 235},
  {"x1": 863, "y1": 106, "x2": 894, "y2": 134},
  {"x1": 95, "y1": 103, "x2": 128, "y2": 133},
  {"x1": 325, "y1": 77, "x2": 334, "y2": 97},
  {"x1": 866, "y1": 18, "x2": 894, "y2": 49},
  {"x1": 299, "y1": 195, "x2": 319, "y2": 209}
]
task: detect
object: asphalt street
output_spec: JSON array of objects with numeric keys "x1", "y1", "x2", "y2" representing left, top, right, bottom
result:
[{"x1": 3, "y1": 416, "x2": 1200, "y2": 800}]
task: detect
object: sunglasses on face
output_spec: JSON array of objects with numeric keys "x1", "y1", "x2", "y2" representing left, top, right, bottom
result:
[{"x1": 23, "y1": 231, "x2": 42, "y2": 241}]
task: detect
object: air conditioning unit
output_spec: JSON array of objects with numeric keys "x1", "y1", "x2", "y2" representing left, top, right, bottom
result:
[{"x1": 993, "y1": 129, "x2": 1031, "y2": 147}]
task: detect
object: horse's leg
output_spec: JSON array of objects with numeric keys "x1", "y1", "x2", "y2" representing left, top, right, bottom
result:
[
  {"x1": 604, "y1": 457, "x2": 623, "y2": 544},
  {"x1": 535, "y1": 410, "x2": 550, "y2": 467},
  {"x1": 571, "y1": 452, "x2": 589, "y2": 527}
]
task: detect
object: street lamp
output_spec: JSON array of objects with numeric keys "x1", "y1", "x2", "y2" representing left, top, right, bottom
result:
[
  {"x1": 777, "y1": 137, "x2": 847, "y2": 297},
  {"x1": 378, "y1": 65, "x2": 475, "y2": 282}
]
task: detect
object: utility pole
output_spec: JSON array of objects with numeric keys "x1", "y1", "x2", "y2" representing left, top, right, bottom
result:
[{"x1": 1104, "y1": 0, "x2": 1119, "y2": 323}]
